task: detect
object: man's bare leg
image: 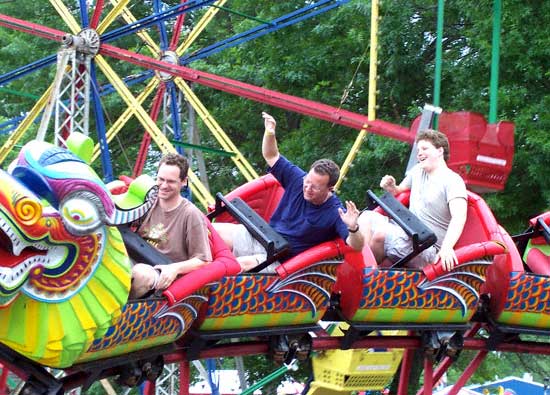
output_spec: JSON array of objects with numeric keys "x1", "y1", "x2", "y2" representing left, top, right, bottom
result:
[
  {"x1": 211, "y1": 222, "x2": 238, "y2": 250},
  {"x1": 358, "y1": 211, "x2": 387, "y2": 264}
]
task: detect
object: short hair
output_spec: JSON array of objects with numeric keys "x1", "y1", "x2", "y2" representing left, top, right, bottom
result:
[
  {"x1": 416, "y1": 129, "x2": 450, "y2": 161},
  {"x1": 159, "y1": 153, "x2": 189, "y2": 181},
  {"x1": 310, "y1": 159, "x2": 340, "y2": 187}
]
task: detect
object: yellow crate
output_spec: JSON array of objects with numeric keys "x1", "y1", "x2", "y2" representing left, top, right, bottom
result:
[{"x1": 310, "y1": 329, "x2": 404, "y2": 392}]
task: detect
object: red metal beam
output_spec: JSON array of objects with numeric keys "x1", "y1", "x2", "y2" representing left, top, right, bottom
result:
[
  {"x1": 423, "y1": 359, "x2": 433, "y2": 395},
  {"x1": 100, "y1": 42, "x2": 412, "y2": 142},
  {"x1": 170, "y1": 1, "x2": 188, "y2": 50},
  {"x1": 89, "y1": 0, "x2": 105, "y2": 30},
  {"x1": 133, "y1": 83, "x2": 166, "y2": 177},
  {"x1": 398, "y1": 348, "x2": 415, "y2": 395},
  {"x1": 0, "y1": 13, "x2": 65, "y2": 42},
  {"x1": 447, "y1": 350, "x2": 488, "y2": 395},
  {"x1": 0, "y1": 12, "x2": 412, "y2": 143}
]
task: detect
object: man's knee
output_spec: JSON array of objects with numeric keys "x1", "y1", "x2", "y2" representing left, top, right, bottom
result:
[{"x1": 130, "y1": 264, "x2": 158, "y2": 299}]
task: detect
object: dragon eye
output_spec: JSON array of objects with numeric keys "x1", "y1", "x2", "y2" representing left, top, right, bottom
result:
[{"x1": 60, "y1": 193, "x2": 104, "y2": 235}]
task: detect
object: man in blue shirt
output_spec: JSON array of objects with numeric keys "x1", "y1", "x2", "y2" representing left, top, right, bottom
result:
[{"x1": 214, "y1": 112, "x2": 363, "y2": 271}]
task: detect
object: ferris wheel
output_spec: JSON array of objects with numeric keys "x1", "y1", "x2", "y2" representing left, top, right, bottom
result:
[{"x1": 0, "y1": 0, "x2": 392, "y2": 211}]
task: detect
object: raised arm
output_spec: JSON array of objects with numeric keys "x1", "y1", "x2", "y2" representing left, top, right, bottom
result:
[{"x1": 262, "y1": 112, "x2": 280, "y2": 167}]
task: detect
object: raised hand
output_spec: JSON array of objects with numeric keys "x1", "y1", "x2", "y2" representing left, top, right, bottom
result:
[
  {"x1": 262, "y1": 112, "x2": 276, "y2": 134},
  {"x1": 380, "y1": 175, "x2": 397, "y2": 193},
  {"x1": 338, "y1": 200, "x2": 360, "y2": 231}
]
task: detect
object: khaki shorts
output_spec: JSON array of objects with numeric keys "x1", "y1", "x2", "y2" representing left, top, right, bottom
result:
[
  {"x1": 384, "y1": 220, "x2": 437, "y2": 269},
  {"x1": 366, "y1": 211, "x2": 437, "y2": 269},
  {"x1": 232, "y1": 224, "x2": 268, "y2": 262}
]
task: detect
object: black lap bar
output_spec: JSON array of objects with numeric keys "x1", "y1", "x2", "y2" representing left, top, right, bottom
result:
[
  {"x1": 210, "y1": 192, "x2": 289, "y2": 271},
  {"x1": 118, "y1": 224, "x2": 172, "y2": 266},
  {"x1": 367, "y1": 190, "x2": 437, "y2": 267}
]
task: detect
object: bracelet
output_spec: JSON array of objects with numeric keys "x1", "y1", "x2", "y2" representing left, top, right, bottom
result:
[
  {"x1": 348, "y1": 224, "x2": 360, "y2": 233},
  {"x1": 264, "y1": 129, "x2": 275, "y2": 135}
]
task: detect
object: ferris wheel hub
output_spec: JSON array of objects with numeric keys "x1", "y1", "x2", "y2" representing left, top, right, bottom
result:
[
  {"x1": 156, "y1": 50, "x2": 179, "y2": 81},
  {"x1": 61, "y1": 28, "x2": 100, "y2": 56}
]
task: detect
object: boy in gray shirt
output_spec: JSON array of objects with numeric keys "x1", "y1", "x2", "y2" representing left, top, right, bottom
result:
[{"x1": 358, "y1": 129, "x2": 467, "y2": 270}]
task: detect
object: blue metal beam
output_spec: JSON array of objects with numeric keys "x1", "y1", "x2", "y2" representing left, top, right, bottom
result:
[
  {"x1": 79, "y1": 0, "x2": 90, "y2": 28},
  {"x1": 154, "y1": 0, "x2": 169, "y2": 52},
  {"x1": 166, "y1": 80, "x2": 184, "y2": 155},
  {"x1": 90, "y1": 62, "x2": 114, "y2": 181},
  {"x1": 0, "y1": 55, "x2": 56, "y2": 86},
  {"x1": 101, "y1": 0, "x2": 216, "y2": 43},
  {"x1": 181, "y1": 0, "x2": 351, "y2": 64}
]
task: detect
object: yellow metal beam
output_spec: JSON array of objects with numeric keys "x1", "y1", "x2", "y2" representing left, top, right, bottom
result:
[
  {"x1": 335, "y1": 0, "x2": 379, "y2": 191},
  {"x1": 175, "y1": 78, "x2": 258, "y2": 181},
  {"x1": 91, "y1": 78, "x2": 159, "y2": 163},
  {"x1": 98, "y1": 0, "x2": 131, "y2": 34},
  {"x1": 368, "y1": 0, "x2": 379, "y2": 121},
  {"x1": 95, "y1": 55, "x2": 214, "y2": 208},
  {"x1": 177, "y1": 0, "x2": 228, "y2": 55},
  {"x1": 0, "y1": 86, "x2": 53, "y2": 165},
  {"x1": 49, "y1": 0, "x2": 81, "y2": 34}
]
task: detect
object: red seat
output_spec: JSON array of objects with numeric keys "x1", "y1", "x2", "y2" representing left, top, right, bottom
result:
[
  {"x1": 523, "y1": 213, "x2": 550, "y2": 275},
  {"x1": 525, "y1": 246, "x2": 550, "y2": 276},
  {"x1": 209, "y1": 174, "x2": 284, "y2": 222}
]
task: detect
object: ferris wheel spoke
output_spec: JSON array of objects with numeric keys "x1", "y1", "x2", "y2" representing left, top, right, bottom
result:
[
  {"x1": 176, "y1": 0, "x2": 228, "y2": 55},
  {"x1": 181, "y1": 0, "x2": 351, "y2": 64},
  {"x1": 0, "y1": 85, "x2": 54, "y2": 165},
  {"x1": 100, "y1": 0, "x2": 215, "y2": 45},
  {"x1": 154, "y1": 0, "x2": 170, "y2": 51},
  {"x1": 98, "y1": 0, "x2": 131, "y2": 34},
  {"x1": 169, "y1": 0, "x2": 191, "y2": 50},
  {"x1": 95, "y1": 54, "x2": 214, "y2": 207},
  {"x1": 89, "y1": 0, "x2": 105, "y2": 29},
  {"x1": 174, "y1": 78, "x2": 258, "y2": 182},
  {"x1": 106, "y1": 0, "x2": 160, "y2": 56},
  {"x1": 133, "y1": 83, "x2": 167, "y2": 177},
  {"x1": 89, "y1": 60, "x2": 115, "y2": 181},
  {"x1": 91, "y1": 78, "x2": 160, "y2": 163},
  {"x1": 49, "y1": 0, "x2": 81, "y2": 34}
]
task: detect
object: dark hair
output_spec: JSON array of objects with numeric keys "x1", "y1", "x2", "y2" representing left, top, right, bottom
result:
[
  {"x1": 416, "y1": 129, "x2": 450, "y2": 161},
  {"x1": 159, "y1": 153, "x2": 189, "y2": 181},
  {"x1": 310, "y1": 159, "x2": 340, "y2": 187}
]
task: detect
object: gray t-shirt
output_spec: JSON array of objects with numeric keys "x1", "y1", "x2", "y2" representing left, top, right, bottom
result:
[{"x1": 401, "y1": 164, "x2": 467, "y2": 249}]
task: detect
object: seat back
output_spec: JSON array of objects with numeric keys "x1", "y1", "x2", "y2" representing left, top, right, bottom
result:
[
  {"x1": 210, "y1": 174, "x2": 284, "y2": 222},
  {"x1": 524, "y1": 244, "x2": 550, "y2": 276},
  {"x1": 455, "y1": 191, "x2": 499, "y2": 248}
]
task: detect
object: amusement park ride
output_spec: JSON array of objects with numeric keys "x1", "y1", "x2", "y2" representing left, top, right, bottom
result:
[{"x1": 0, "y1": 1, "x2": 547, "y2": 395}]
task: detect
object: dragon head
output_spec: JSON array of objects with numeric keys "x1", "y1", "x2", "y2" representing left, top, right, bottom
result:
[{"x1": 0, "y1": 137, "x2": 158, "y2": 367}]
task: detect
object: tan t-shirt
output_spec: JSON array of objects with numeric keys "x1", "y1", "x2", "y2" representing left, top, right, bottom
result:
[{"x1": 138, "y1": 198, "x2": 212, "y2": 263}]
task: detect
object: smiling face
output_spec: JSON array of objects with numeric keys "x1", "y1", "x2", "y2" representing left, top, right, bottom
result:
[
  {"x1": 156, "y1": 163, "x2": 185, "y2": 205},
  {"x1": 416, "y1": 139, "x2": 445, "y2": 173},
  {"x1": 302, "y1": 169, "x2": 332, "y2": 205}
]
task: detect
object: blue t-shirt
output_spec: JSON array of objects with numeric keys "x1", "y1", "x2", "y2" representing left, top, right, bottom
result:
[{"x1": 268, "y1": 156, "x2": 349, "y2": 259}]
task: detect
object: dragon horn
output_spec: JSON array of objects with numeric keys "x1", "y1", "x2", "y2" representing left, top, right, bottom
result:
[{"x1": 106, "y1": 176, "x2": 159, "y2": 225}]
